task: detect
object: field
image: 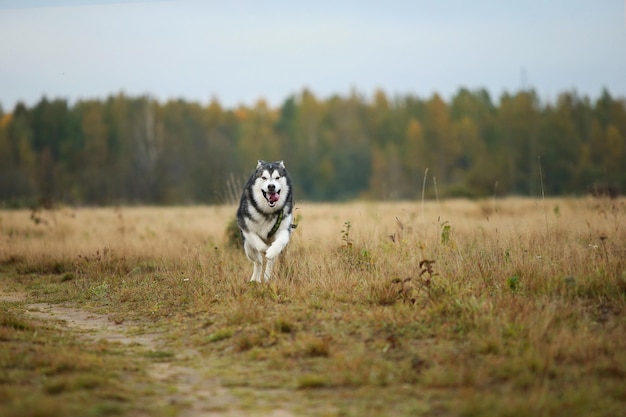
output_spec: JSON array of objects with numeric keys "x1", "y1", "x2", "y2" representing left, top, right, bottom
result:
[{"x1": 1, "y1": 197, "x2": 625, "y2": 417}]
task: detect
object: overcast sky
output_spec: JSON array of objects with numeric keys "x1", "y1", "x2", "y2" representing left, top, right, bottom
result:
[{"x1": 1, "y1": 0, "x2": 625, "y2": 110}]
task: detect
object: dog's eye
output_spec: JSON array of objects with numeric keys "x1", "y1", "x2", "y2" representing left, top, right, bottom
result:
[{"x1": 261, "y1": 176, "x2": 268, "y2": 180}]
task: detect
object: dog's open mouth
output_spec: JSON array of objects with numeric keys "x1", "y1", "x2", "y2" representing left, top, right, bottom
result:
[{"x1": 263, "y1": 190, "x2": 280, "y2": 207}]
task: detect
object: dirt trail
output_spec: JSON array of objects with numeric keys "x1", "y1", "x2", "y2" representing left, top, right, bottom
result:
[
  {"x1": 25, "y1": 302, "x2": 160, "y2": 346},
  {"x1": 0, "y1": 291, "x2": 294, "y2": 417}
]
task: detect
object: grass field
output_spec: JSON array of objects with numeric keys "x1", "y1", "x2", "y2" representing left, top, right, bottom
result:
[{"x1": 1, "y1": 197, "x2": 625, "y2": 417}]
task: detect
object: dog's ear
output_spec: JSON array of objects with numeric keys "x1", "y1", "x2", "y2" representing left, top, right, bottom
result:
[
  {"x1": 276, "y1": 160, "x2": 285, "y2": 168},
  {"x1": 257, "y1": 160, "x2": 266, "y2": 168}
]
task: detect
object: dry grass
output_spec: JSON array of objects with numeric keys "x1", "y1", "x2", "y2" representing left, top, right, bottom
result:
[{"x1": 1, "y1": 197, "x2": 625, "y2": 416}]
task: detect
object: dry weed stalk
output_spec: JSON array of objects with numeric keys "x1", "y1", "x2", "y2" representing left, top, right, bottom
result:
[{"x1": 391, "y1": 259, "x2": 439, "y2": 304}]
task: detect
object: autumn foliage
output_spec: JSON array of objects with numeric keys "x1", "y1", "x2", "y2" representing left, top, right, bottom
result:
[{"x1": 0, "y1": 88, "x2": 624, "y2": 206}]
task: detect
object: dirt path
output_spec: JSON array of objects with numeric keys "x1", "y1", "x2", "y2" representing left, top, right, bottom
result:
[
  {"x1": 25, "y1": 302, "x2": 160, "y2": 346},
  {"x1": 1, "y1": 291, "x2": 294, "y2": 417}
]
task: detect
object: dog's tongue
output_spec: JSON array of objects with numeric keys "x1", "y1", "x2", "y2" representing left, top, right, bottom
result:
[{"x1": 267, "y1": 192, "x2": 279, "y2": 203}]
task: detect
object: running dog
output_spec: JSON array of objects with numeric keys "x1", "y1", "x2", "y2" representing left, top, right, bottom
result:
[{"x1": 236, "y1": 160, "x2": 294, "y2": 282}]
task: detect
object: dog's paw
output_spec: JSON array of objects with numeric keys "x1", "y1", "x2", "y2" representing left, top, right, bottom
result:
[{"x1": 265, "y1": 246, "x2": 282, "y2": 260}]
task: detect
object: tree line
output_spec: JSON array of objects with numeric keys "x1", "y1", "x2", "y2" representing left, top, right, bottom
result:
[{"x1": 0, "y1": 88, "x2": 624, "y2": 206}]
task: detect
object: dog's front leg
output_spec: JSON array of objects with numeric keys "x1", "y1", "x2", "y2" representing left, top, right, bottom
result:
[
  {"x1": 265, "y1": 229, "x2": 290, "y2": 260},
  {"x1": 243, "y1": 234, "x2": 267, "y2": 283},
  {"x1": 264, "y1": 256, "x2": 276, "y2": 282},
  {"x1": 251, "y1": 258, "x2": 263, "y2": 283},
  {"x1": 242, "y1": 231, "x2": 269, "y2": 255},
  {"x1": 245, "y1": 249, "x2": 264, "y2": 283},
  {"x1": 263, "y1": 229, "x2": 291, "y2": 281}
]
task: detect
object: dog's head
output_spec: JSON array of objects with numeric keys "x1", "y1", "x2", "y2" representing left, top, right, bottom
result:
[{"x1": 252, "y1": 160, "x2": 290, "y2": 210}]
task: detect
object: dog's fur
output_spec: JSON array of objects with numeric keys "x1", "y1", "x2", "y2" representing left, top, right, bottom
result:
[{"x1": 236, "y1": 160, "x2": 294, "y2": 282}]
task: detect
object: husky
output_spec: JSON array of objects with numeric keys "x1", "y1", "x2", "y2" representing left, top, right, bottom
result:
[{"x1": 236, "y1": 160, "x2": 294, "y2": 282}]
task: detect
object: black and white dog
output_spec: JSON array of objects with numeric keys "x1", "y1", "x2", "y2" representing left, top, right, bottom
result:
[{"x1": 236, "y1": 160, "x2": 294, "y2": 282}]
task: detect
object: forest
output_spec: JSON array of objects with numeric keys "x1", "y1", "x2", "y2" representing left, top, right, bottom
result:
[{"x1": 0, "y1": 87, "x2": 624, "y2": 206}]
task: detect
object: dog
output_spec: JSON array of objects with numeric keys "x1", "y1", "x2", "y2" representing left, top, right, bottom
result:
[{"x1": 236, "y1": 160, "x2": 294, "y2": 282}]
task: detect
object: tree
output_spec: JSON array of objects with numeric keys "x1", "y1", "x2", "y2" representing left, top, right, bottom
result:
[
  {"x1": 423, "y1": 93, "x2": 459, "y2": 188},
  {"x1": 74, "y1": 100, "x2": 113, "y2": 203},
  {"x1": 496, "y1": 91, "x2": 539, "y2": 194},
  {"x1": 237, "y1": 99, "x2": 280, "y2": 162},
  {"x1": 537, "y1": 93, "x2": 583, "y2": 194},
  {"x1": 2, "y1": 104, "x2": 38, "y2": 202}
]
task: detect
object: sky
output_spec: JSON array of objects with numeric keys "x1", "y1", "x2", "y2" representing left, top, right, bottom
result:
[{"x1": 0, "y1": 0, "x2": 625, "y2": 110}]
